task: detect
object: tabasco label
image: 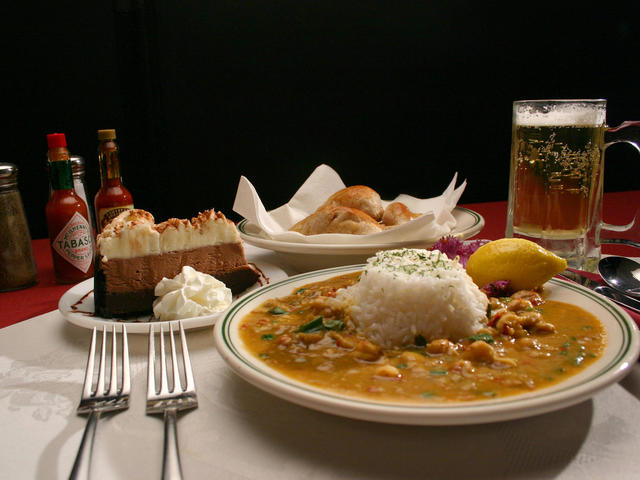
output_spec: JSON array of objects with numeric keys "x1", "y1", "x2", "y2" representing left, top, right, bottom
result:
[{"x1": 53, "y1": 212, "x2": 94, "y2": 273}]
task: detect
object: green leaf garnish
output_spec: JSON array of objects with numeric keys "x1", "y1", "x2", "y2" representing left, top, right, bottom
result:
[
  {"x1": 323, "y1": 319, "x2": 345, "y2": 331},
  {"x1": 479, "y1": 391, "x2": 496, "y2": 397},
  {"x1": 468, "y1": 333, "x2": 494, "y2": 344},
  {"x1": 297, "y1": 317, "x2": 345, "y2": 333},
  {"x1": 297, "y1": 316, "x2": 324, "y2": 333},
  {"x1": 268, "y1": 307, "x2": 287, "y2": 315}
]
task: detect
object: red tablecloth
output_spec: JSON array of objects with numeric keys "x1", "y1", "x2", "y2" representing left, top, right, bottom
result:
[{"x1": 1, "y1": 191, "x2": 638, "y2": 329}]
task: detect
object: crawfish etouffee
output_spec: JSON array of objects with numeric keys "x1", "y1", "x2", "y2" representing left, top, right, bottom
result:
[{"x1": 239, "y1": 250, "x2": 606, "y2": 403}]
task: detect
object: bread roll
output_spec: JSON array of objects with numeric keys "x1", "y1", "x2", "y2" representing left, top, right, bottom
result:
[
  {"x1": 320, "y1": 186, "x2": 384, "y2": 221},
  {"x1": 290, "y1": 206, "x2": 384, "y2": 235},
  {"x1": 381, "y1": 202, "x2": 421, "y2": 226}
]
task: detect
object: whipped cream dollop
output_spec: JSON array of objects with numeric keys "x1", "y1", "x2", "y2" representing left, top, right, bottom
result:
[{"x1": 152, "y1": 266, "x2": 232, "y2": 320}]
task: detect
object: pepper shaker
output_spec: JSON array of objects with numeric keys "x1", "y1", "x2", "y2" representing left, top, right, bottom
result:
[
  {"x1": 0, "y1": 163, "x2": 38, "y2": 291},
  {"x1": 70, "y1": 156, "x2": 96, "y2": 235}
]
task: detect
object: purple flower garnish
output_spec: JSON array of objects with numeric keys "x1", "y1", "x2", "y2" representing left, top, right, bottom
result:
[
  {"x1": 481, "y1": 280, "x2": 513, "y2": 298},
  {"x1": 429, "y1": 236, "x2": 489, "y2": 267}
]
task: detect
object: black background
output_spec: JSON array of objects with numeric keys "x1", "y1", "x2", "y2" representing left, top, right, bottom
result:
[{"x1": 5, "y1": 1, "x2": 640, "y2": 239}]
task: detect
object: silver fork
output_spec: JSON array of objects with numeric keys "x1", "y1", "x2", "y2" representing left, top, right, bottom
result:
[
  {"x1": 70, "y1": 325, "x2": 130, "y2": 480},
  {"x1": 147, "y1": 321, "x2": 198, "y2": 480}
]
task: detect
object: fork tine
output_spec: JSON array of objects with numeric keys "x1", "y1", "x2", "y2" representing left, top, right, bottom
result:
[
  {"x1": 179, "y1": 321, "x2": 195, "y2": 392},
  {"x1": 159, "y1": 325, "x2": 169, "y2": 395},
  {"x1": 107, "y1": 325, "x2": 118, "y2": 397},
  {"x1": 81, "y1": 327, "x2": 97, "y2": 398},
  {"x1": 121, "y1": 325, "x2": 130, "y2": 396},
  {"x1": 96, "y1": 327, "x2": 107, "y2": 396},
  {"x1": 169, "y1": 322, "x2": 183, "y2": 392},
  {"x1": 148, "y1": 324, "x2": 156, "y2": 395}
]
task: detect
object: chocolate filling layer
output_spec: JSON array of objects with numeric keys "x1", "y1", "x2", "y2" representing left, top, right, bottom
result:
[{"x1": 94, "y1": 243, "x2": 260, "y2": 318}]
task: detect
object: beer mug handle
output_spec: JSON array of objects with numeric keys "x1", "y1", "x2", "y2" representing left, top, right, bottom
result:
[
  {"x1": 606, "y1": 120, "x2": 640, "y2": 151},
  {"x1": 601, "y1": 120, "x2": 640, "y2": 248}
]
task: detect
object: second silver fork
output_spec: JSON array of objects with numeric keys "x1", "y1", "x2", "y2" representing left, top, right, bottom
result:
[{"x1": 147, "y1": 321, "x2": 198, "y2": 480}]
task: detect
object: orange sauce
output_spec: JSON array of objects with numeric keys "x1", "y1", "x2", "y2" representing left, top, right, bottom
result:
[{"x1": 239, "y1": 272, "x2": 606, "y2": 403}]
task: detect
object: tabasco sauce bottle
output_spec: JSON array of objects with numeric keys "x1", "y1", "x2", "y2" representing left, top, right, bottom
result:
[
  {"x1": 45, "y1": 133, "x2": 94, "y2": 283},
  {"x1": 94, "y1": 129, "x2": 134, "y2": 232}
]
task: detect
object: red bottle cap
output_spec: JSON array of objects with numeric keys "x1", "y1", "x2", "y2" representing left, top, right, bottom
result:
[{"x1": 47, "y1": 133, "x2": 67, "y2": 148}]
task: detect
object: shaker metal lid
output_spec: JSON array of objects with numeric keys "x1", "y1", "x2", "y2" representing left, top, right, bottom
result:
[
  {"x1": 0, "y1": 163, "x2": 18, "y2": 187},
  {"x1": 69, "y1": 156, "x2": 85, "y2": 175},
  {"x1": 44, "y1": 155, "x2": 85, "y2": 178}
]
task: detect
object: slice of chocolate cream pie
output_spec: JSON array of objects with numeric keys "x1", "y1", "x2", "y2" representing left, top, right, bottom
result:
[{"x1": 94, "y1": 209, "x2": 260, "y2": 318}]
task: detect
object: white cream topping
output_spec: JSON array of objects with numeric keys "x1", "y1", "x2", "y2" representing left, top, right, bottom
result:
[
  {"x1": 152, "y1": 266, "x2": 232, "y2": 321},
  {"x1": 97, "y1": 209, "x2": 241, "y2": 260}
]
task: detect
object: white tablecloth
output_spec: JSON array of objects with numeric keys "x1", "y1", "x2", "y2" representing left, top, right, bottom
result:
[{"x1": 2, "y1": 246, "x2": 640, "y2": 480}]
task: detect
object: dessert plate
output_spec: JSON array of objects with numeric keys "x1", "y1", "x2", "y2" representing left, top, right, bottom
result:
[
  {"x1": 238, "y1": 207, "x2": 484, "y2": 271},
  {"x1": 214, "y1": 265, "x2": 640, "y2": 425},
  {"x1": 58, "y1": 260, "x2": 288, "y2": 333}
]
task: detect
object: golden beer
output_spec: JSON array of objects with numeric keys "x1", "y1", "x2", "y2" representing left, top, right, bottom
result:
[
  {"x1": 510, "y1": 124, "x2": 604, "y2": 235},
  {"x1": 506, "y1": 100, "x2": 606, "y2": 271}
]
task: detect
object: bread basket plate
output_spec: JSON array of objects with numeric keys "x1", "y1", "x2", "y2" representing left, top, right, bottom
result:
[
  {"x1": 214, "y1": 265, "x2": 640, "y2": 426},
  {"x1": 58, "y1": 259, "x2": 287, "y2": 333},
  {"x1": 238, "y1": 206, "x2": 484, "y2": 271}
]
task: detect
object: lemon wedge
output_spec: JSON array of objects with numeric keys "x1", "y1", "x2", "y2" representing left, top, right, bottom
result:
[{"x1": 466, "y1": 238, "x2": 568, "y2": 290}]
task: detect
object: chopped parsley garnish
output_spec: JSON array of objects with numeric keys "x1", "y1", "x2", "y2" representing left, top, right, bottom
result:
[{"x1": 368, "y1": 248, "x2": 456, "y2": 278}]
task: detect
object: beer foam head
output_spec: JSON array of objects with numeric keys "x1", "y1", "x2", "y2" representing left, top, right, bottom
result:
[{"x1": 515, "y1": 100, "x2": 606, "y2": 127}]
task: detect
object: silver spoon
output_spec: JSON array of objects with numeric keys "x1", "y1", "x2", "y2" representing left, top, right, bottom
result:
[{"x1": 598, "y1": 256, "x2": 640, "y2": 298}]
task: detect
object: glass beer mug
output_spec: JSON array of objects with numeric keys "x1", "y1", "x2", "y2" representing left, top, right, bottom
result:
[{"x1": 506, "y1": 99, "x2": 640, "y2": 272}]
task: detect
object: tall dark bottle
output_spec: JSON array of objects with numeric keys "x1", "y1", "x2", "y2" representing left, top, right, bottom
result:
[
  {"x1": 45, "y1": 133, "x2": 94, "y2": 283},
  {"x1": 94, "y1": 129, "x2": 134, "y2": 232}
]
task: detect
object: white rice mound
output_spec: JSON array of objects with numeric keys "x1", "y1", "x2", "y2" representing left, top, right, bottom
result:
[{"x1": 338, "y1": 248, "x2": 489, "y2": 348}]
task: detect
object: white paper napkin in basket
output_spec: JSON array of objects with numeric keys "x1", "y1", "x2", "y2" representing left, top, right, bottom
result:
[{"x1": 233, "y1": 164, "x2": 466, "y2": 244}]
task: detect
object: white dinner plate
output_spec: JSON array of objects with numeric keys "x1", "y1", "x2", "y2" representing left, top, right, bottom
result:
[
  {"x1": 214, "y1": 265, "x2": 640, "y2": 425},
  {"x1": 58, "y1": 260, "x2": 288, "y2": 333},
  {"x1": 237, "y1": 207, "x2": 484, "y2": 271}
]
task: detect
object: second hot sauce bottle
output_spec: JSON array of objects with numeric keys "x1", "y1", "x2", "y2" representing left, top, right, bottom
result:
[{"x1": 94, "y1": 129, "x2": 134, "y2": 232}]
